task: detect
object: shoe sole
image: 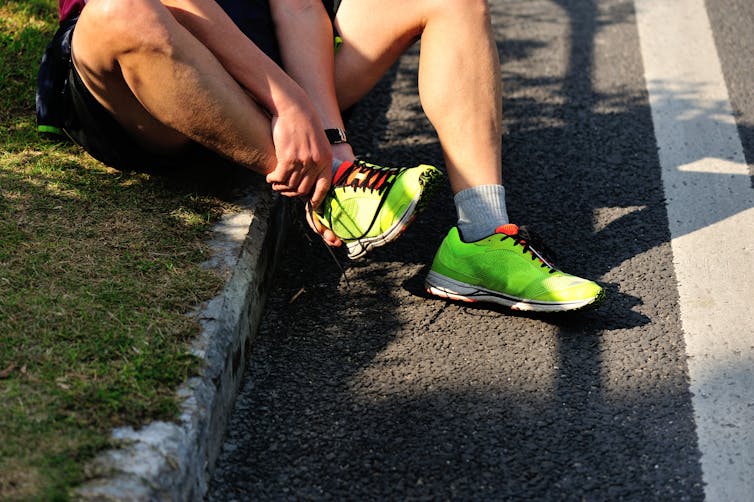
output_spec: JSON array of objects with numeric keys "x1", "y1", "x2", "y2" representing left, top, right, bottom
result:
[
  {"x1": 424, "y1": 271, "x2": 605, "y2": 312},
  {"x1": 346, "y1": 168, "x2": 443, "y2": 259}
]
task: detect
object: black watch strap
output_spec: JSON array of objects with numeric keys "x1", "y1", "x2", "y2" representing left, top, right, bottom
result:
[{"x1": 325, "y1": 128, "x2": 348, "y2": 144}]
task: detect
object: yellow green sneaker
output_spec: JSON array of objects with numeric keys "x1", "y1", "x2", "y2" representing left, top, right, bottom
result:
[
  {"x1": 311, "y1": 159, "x2": 443, "y2": 259},
  {"x1": 425, "y1": 224, "x2": 604, "y2": 312}
]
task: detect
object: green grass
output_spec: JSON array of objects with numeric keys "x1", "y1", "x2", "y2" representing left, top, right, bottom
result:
[{"x1": 0, "y1": 2, "x2": 232, "y2": 499}]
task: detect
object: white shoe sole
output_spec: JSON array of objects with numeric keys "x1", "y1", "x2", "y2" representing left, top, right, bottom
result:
[
  {"x1": 345, "y1": 168, "x2": 442, "y2": 259},
  {"x1": 345, "y1": 197, "x2": 418, "y2": 259},
  {"x1": 424, "y1": 271, "x2": 603, "y2": 312}
]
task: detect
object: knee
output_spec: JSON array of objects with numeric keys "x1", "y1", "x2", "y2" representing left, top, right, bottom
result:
[
  {"x1": 270, "y1": 0, "x2": 328, "y2": 26},
  {"x1": 430, "y1": 0, "x2": 491, "y2": 22},
  {"x1": 78, "y1": 0, "x2": 175, "y2": 58}
]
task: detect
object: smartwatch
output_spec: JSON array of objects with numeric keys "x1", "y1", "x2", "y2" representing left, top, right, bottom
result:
[{"x1": 324, "y1": 128, "x2": 348, "y2": 144}]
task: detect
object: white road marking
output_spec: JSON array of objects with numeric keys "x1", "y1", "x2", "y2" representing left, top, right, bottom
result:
[{"x1": 634, "y1": 0, "x2": 754, "y2": 500}]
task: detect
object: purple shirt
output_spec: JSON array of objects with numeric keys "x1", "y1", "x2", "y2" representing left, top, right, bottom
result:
[{"x1": 59, "y1": 0, "x2": 87, "y2": 22}]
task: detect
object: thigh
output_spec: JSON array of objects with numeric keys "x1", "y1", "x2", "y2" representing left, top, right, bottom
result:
[
  {"x1": 64, "y1": 61, "x2": 199, "y2": 171},
  {"x1": 72, "y1": 0, "x2": 282, "y2": 154},
  {"x1": 332, "y1": 0, "x2": 430, "y2": 110},
  {"x1": 71, "y1": 0, "x2": 191, "y2": 151}
]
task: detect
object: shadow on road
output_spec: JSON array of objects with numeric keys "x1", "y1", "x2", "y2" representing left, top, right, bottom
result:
[{"x1": 205, "y1": 0, "x2": 749, "y2": 498}]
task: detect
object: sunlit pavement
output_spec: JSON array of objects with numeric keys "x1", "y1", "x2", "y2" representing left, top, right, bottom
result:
[{"x1": 208, "y1": 1, "x2": 754, "y2": 500}]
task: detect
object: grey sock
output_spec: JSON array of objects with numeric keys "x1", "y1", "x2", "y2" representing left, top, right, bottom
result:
[
  {"x1": 332, "y1": 158, "x2": 344, "y2": 176},
  {"x1": 454, "y1": 184, "x2": 509, "y2": 241}
]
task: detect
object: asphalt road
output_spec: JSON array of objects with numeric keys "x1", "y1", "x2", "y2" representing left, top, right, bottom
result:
[{"x1": 207, "y1": 0, "x2": 753, "y2": 500}]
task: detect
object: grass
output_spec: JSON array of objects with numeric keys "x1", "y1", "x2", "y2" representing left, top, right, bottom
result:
[{"x1": 0, "y1": 2, "x2": 236, "y2": 499}]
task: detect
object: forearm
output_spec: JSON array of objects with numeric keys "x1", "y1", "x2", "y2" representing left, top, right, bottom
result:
[
  {"x1": 270, "y1": 0, "x2": 345, "y2": 129},
  {"x1": 160, "y1": 0, "x2": 306, "y2": 116}
]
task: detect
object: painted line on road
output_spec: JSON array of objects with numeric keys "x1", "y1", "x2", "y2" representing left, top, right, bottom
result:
[{"x1": 634, "y1": 0, "x2": 754, "y2": 500}]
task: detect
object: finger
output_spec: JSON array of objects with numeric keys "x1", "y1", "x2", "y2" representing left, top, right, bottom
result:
[
  {"x1": 271, "y1": 182, "x2": 293, "y2": 192},
  {"x1": 279, "y1": 190, "x2": 302, "y2": 198},
  {"x1": 266, "y1": 159, "x2": 298, "y2": 185},
  {"x1": 287, "y1": 170, "x2": 301, "y2": 191},
  {"x1": 304, "y1": 202, "x2": 342, "y2": 246},
  {"x1": 266, "y1": 167, "x2": 286, "y2": 185},
  {"x1": 304, "y1": 202, "x2": 321, "y2": 233},
  {"x1": 320, "y1": 228, "x2": 342, "y2": 247},
  {"x1": 310, "y1": 176, "x2": 330, "y2": 210},
  {"x1": 279, "y1": 183, "x2": 308, "y2": 198},
  {"x1": 313, "y1": 217, "x2": 342, "y2": 247},
  {"x1": 296, "y1": 174, "x2": 315, "y2": 198}
]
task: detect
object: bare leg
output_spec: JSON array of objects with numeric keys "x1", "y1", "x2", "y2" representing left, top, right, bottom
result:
[
  {"x1": 333, "y1": 0, "x2": 503, "y2": 193},
  {"x1": 71, "y1": 0, "x2": 277, "y2": 173}
]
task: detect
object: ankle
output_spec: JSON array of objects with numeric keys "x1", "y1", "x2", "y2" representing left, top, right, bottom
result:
[{"x1": 454, "y1": 184, "x2": 509, "y2": 241}]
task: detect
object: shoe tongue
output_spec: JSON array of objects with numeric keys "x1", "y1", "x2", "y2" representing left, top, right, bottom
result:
[
  {"x1": 332, "y1": 160, "x2": 355, "y2": 184},
  {"x1": 495, "y1": 223, "x2": 519, "y2": 236}
]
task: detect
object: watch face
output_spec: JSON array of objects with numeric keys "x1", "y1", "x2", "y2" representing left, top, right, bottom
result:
[{"x1": 326, "y1": 128, "x2": 347, "y2": 144}]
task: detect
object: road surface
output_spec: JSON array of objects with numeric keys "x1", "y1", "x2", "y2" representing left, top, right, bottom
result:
[{"x1": 208, "y1": 0, "x2": 754, "y2": 499}]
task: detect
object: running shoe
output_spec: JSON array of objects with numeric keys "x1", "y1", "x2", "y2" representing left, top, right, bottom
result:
[
  {"x1": 425, "y1": 224, "x2": 604, "y2": 312},
  {"x1": 310, "y1": 159, "x2": 443, "y2": 259}
]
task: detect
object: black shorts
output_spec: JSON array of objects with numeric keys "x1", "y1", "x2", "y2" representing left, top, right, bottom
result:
[{"x1": 42, "y1": 0, "x2": 283, "y2": 172}]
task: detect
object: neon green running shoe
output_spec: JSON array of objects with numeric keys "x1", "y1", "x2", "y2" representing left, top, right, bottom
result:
[
  {"x1": 425, "y1": 224, "x2": 604, "y2": 312},
  {"x1": 310, "y1": 159, "x2": 443, "y2": 259}
]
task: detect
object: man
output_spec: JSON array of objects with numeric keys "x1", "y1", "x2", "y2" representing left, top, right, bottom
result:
[{"x1": 38, "y1": 0, "x2": 603, "y2": 312}]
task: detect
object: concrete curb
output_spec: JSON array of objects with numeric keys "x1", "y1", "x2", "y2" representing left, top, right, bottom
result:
[{"x1": 76, "y1": 180, "x2": 288, "y2": 501}]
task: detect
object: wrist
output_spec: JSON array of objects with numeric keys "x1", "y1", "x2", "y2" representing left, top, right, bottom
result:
[{"x1": 268, "y1": 81, "x2": 310, "y2": 116}]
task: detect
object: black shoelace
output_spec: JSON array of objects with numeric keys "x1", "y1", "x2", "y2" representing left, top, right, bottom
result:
[{"x1": 503, "y1": 225, "x2": 558, "y2": 274}]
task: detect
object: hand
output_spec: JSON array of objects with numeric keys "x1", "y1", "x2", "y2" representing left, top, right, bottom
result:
[{"x1": 266, "y1": 99, "x2": 332, "y2": 210}]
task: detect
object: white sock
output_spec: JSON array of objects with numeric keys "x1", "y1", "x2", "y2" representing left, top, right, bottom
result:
[{"x1": 454, "y1": 184, "x2": 509, "y2": 241}]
